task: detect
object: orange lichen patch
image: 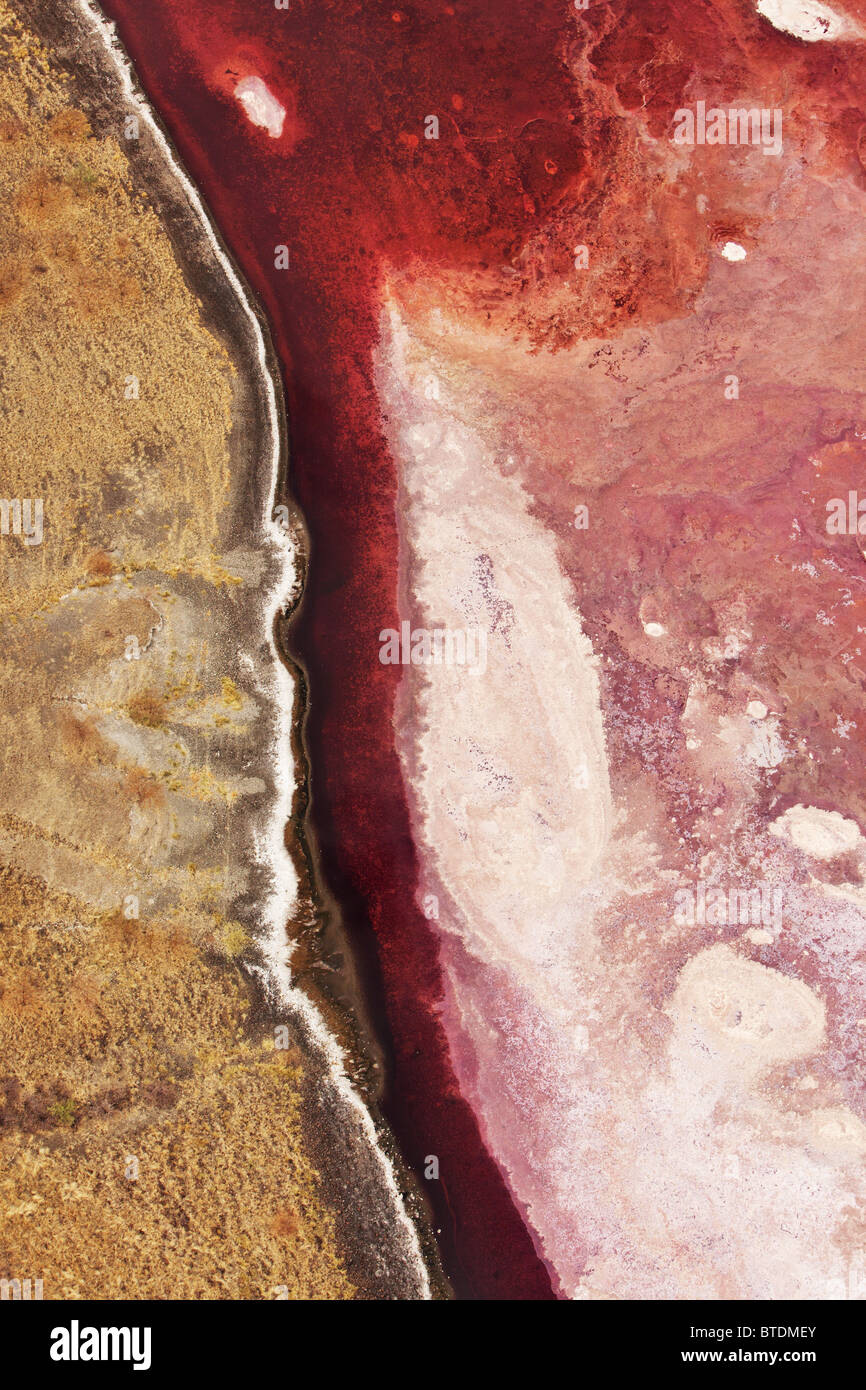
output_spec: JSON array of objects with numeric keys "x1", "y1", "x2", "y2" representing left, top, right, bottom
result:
[
  {"x1": 0, "y1": 113, "x2": 22, "y2": 144},
  {"x1": 84, "y1": 549, "x2": 115, "y2": 581},
  {"x1": 270, "y1": 1041, "x2": 305, "y2": 1071},
  {"x1": 45, "y1": 230, "x2": 80, "y2": 265},
  {"x1": 100, "y1": 911, "x2": 196, "y2": 966},
  {"x1": 0, "y1": 967, "x2": 45, "y2": 1018},
  {"x1": 0, "y1": 865, "x2": 46, "y2": 924},
  {"x1": 0, "y1": 256, "x2": 27, "y2": 309},
  {"x1": 122, "y1": 766, "x2": 166, "y2": 809},
  {"x1": 47, "y1": 108, "x2": 91, "y2": 145},
  {"x1": 15, "y1": 169, "x2": 74, "y2": 224},
  {"x1": 69, "y1": 266, "x2": 142, "y2": 318},
  {"x1": 68, "y1": 970, "x2": 104, "y2": 1023},
  {"x1": 270, "y1": 1207, "x2": 300, "y2": 1239},
  {"x1": 126, "y1": 690, "x2": 167, "y2": 728},
  {"x1": 57, "y1": 709, "x2": 111, "y2": 765}
]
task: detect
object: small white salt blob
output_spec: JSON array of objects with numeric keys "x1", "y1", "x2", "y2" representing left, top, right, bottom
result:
[
  {"x1": 745, "y1": 927, "x2": 774, "y2": 945},
  {"x1": 770, "y1": 804, "x2": 863, "y2": 859},
  {"x1": 747, "y1": 700, "x2": 768, "y2": 719},
  {"x1": 235, "y1": 76, "x2": 286, "y2": 139},
  {"x1": 721, "y1": 241, "x2": 747, "y2": 262},
  {"x1": 643, "y1": 621, "x2": 666, "y2": 637},
  {"x1": 756, "y1": 0, "x2": 857, "y2": 42}
]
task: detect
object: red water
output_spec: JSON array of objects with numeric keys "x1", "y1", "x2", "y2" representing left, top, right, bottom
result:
[{"x1": 95, "y1": 0, "x2": 591, "y2": 1297}]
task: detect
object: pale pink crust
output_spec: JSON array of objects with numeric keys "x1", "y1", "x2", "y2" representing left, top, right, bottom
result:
[{"x1": 374, "y1": 42, "x2": 866, "y2": 1293}]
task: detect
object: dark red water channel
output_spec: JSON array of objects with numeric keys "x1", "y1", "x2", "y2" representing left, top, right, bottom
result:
[{"x1": 97, "y1": 0, "x2": 582, "y2": 1298}]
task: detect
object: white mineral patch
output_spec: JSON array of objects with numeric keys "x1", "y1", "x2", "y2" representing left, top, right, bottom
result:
[
  {"x1": 235, "y1": 76, "x2": 286, "y2": 138},
  {"x1": 668, "y1": 944, "x2": 826, "y2": 1079},
  {"x1": 721, "y1": 241, "x2": 746, "y2": 262},
  {"x1": 745, "y1": 927, "x2": 774, "y2": 944},
  {"x1": 746, "y1": 718, "x2": 786, "y2": 767},
  {"x1": 377, "y1": 298, "x2": 611, "y2": 996},
  {"x1": 770, "y1": 804, "x2": 863, "y2": 859},
  {"x1": 718, "y1": 712, "x2": 786, "y2": 767},
  {"x1": 756, "y1": 0, "x2": 861, "y2": 41}
]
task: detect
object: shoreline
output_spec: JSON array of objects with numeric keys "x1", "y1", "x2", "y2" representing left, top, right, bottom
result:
[
  {"x1": 89, "y1": 0, "x2": 560, "y2": 1298},
  {"x1": 57, "y1": 0, "x2": 438, "y2": 1301}
]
